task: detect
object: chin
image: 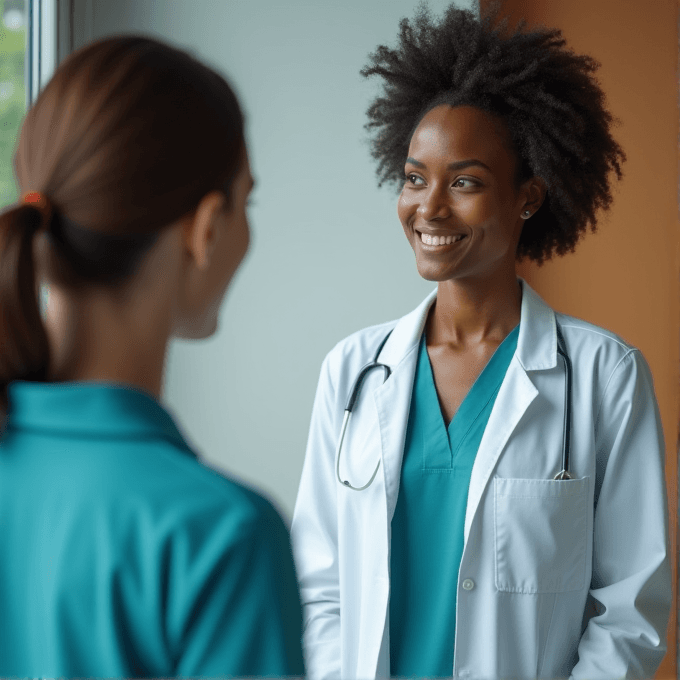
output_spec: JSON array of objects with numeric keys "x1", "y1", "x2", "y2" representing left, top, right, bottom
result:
[
  {"x1": 417, "y1": 270, "x2": 444, "y2": 282},
  {"x1": 415, "y1": 262, "x2": 459, "y2": 282},
  {"x1": 173, "y1": 317, "x2": 218, "y2": 340}
]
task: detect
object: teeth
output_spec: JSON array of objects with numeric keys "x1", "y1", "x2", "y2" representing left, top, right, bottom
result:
[{"x1": 420, "y1": 232, "x2": 464, "y2": 245}]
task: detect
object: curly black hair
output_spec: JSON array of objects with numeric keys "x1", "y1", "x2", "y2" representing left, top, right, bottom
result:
[{"x1": 360, "y1": 2, "x2": 626, "y2": 264}]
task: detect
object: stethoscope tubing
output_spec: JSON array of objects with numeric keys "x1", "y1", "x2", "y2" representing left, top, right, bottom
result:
[
  {"x1": 336, "y1": 321, "x2": 573, "y2": 490},
  {"x1": 336, "y1": 332, "x2": 392, "y2": 490},
  {"x1": 554, "y1": 323, "x2": 572, "y2": 480}
]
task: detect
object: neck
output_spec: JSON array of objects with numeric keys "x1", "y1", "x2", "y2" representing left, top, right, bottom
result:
[
  {"x1": 42, "y1": 284, "x2": 172, "y2": 400},
  {"x1": 428, "y1": 267, "x2": 522, "y2": 348}
]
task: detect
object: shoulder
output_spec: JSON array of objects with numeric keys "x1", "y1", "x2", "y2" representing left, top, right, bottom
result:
[
  {"x1": 135, "y1": 447, "x2": 289, "y2": 554},
  {"x1": 315, "y1": 290, "x2": 433, "y2": 397},
  {"x1": 554, "y1": 311, "x2": 655, "y2": 403},
  {"x1": 314, "y1": 319, "x2": 398, "y2": 402},
  {"x1": 316, "y1": 288, "x2": 436, "y2": 387},
  {"x1": 326, "y1": 319, "x2": 397, "y2": 370},
  {"x1": 181, "y1": 455, "x2": 285, "y2": 530},
  {"x1": 556, "y1": 311, "x2": 634, "y2": 352},
  {"x1": 555, "y1": 311, "x2": 641, "y2": 369}
]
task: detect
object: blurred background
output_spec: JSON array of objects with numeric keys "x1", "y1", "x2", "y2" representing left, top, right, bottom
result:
[
  {"x1": 1, "y1": 1, "x2": 677, "y2": 676},
  {"x1": 0, "y1": 0, "x2": 26, "y2": 207}
]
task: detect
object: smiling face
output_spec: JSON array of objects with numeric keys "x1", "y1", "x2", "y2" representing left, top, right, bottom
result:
[{"x1": 398, "y1": 104, "x2": 542, "y2": 284}]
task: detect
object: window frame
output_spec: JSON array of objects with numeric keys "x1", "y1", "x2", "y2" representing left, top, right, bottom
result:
[{"x1": 27, "y1": 0, "x2": 66, "y2": 107}]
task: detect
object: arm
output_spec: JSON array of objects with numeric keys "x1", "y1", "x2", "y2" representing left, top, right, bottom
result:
[
  {"x1": 570, "y1": 350, "x2": 671, "y2": 679},
  {"x1": 171, "y1": 497, "x2": 305, "y2": 677},
  {"x1": 291, "y1": 354, "x2": 342, "y2": 680}
]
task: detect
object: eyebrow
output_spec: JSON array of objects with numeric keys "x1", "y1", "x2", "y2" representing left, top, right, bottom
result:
[{"x1": 405, "y1": 157, "x2": 491, "y2": 172}]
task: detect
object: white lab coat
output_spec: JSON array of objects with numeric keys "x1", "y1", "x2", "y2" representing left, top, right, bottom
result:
[{"x1": 291, "y1": 278, "x2": 671, "y2": 680}]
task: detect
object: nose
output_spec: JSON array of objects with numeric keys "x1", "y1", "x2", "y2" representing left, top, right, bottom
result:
[{"x1": 417, "y1": 184, "x2": 452, "y2": 222}]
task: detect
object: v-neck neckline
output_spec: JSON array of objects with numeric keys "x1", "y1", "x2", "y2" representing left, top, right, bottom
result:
[{"x1": 419, "y1": 324, "x2": 519, "y2": 459}]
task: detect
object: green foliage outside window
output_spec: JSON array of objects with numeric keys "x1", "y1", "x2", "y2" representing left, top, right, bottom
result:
[{"x1": 0, "y1": 0, "x2": 26, "y2": 210}]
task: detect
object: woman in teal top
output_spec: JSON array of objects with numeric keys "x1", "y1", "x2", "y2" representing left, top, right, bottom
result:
[{"x1": 0, "y1": 36, "x2": 304, "y2": 677}]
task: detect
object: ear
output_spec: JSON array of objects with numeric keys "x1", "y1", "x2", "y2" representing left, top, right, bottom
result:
[
  {"x1": 181, "y1": 190, "x2": 228, "y2": 271},
  {"x1": 521, "y1": 176, "x2": 547, "y2": 216}
]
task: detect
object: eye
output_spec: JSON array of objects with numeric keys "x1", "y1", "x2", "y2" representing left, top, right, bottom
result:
[
  {"x1": 405, "y1": 173, "x2": 424, "y2": 186},
  {"x1": 453, "y1": 177, "x2": 478, "y2": 189}
]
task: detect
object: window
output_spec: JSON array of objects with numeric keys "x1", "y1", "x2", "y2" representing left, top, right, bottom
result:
[
  {"x1": 0, "y1": 0, "x2": 27, "y2": 210},
  {"x1": 0, "y1": 0, "x2": 58, "y2": 211}
]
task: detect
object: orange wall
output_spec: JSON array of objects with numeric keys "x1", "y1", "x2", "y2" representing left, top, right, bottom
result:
[{"x1": 480, "y1": 0, "x2": 680, "y2": 677}]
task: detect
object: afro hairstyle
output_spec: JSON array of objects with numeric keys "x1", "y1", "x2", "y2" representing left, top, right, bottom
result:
[{"x1": 360, "y1": 1, "x2": 626, "y2": 264}]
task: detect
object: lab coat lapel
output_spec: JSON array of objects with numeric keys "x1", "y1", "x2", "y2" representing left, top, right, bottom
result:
[
  {"x1": 463, "y1": 279, "x2": 557, "y2": 542},
  {"x1": 373, "y1": 289, "x2": 437, "y2": 521},
  {"x1": 463, "y1": 360, "x2": 538, "y2": 541}
]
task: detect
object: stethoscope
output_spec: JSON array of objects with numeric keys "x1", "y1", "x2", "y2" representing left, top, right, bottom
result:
[{"x1": 335, "y1": 321, "x2": 573, "y2": 491}]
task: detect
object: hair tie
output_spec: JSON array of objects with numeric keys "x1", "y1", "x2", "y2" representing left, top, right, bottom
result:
[{"x1": 21, "y1": 191, "x2": 54, "y2": 232}]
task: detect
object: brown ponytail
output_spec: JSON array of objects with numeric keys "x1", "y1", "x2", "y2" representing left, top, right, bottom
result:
[{"x1": 0, "y1": 35, "x2": 245, "y2": 415}]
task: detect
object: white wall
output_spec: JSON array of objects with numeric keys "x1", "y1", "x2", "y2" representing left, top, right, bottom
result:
[{"x1": 70, "y1": 0, "x2": 478, "y2": 518}]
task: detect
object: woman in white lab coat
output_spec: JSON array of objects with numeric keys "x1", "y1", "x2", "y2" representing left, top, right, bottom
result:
[{"x1": 291, "y1": 5, "x2": 671, "y2": 680}]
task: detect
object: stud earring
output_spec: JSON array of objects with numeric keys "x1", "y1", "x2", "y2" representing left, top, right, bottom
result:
[{"x1": 522, "y1": 210, "x2": 531, "y2": 219}]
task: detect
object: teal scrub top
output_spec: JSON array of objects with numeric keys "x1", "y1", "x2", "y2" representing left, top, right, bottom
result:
[
  {"x1": 0, "y1": 380, "x2": 305, "y2": 678},
  {"x1": 390, "y1": 325, "x2": 519, "y2": 677}
]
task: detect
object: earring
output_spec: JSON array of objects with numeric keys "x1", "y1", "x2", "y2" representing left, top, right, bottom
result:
[{"x1": 522, "y1": 210, "x2": 531, "y2": 219}]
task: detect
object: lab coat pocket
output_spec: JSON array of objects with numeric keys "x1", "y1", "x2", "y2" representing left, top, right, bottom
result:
[{"x1": 494, "y1": 476, "x2": 588, "y2": 593}]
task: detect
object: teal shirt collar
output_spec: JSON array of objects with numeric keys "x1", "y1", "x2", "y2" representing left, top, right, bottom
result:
[{"x1": 5, "y1": 381, "x2": 196, "y2": 456}]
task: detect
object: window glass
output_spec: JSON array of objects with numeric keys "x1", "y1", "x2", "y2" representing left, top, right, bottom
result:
[{"x1": 0, "y1": 0, "x2": 27, "y2": 210}]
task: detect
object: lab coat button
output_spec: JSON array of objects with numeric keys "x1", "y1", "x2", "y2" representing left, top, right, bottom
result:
[{"x1": 462, "y1": 578, "x2": 474, "y2": 590}]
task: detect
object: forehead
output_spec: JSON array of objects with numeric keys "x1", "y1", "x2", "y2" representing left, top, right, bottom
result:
[{"x1": 408, "y1": 104, "x2": 517, "y2": 167}]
